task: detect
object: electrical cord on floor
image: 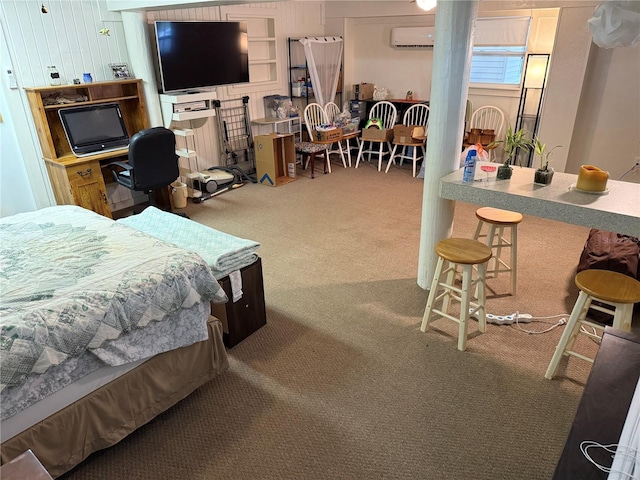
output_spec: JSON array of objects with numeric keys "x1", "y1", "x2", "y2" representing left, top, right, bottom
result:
[
  {"x1": 468, "y1": 309, "x2": 567, "y2": 334},
  {"x1": 580, "y1": 324, "x2": 602, "y2": 343},
  {"x1": 513, "y1": 311, "x2": 567, "y2": 335},
  {"x1": 580, "y1": 441, "x2": 638, "y2": 478}
]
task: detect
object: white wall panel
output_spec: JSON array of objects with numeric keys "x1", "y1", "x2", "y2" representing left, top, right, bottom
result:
[
  {"x1": 3, "y1": 0, "x2": 129, "y2": 86},
  {"x1": 3, "y1": 0, "x2": 326, "y2": 179},
  {"x1": 147, "y1": 2, "x2": 325, "y2": 169}
]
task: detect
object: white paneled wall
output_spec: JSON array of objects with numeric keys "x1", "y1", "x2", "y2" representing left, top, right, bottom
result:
[
  {"x1": 2, "y1": 0, "x2": 326, "y2": 213},
  {"x1": 147, "y1": 2, "x2": 326, "y2": 170},
  {"x1": 2, "y1": 0, "x2": 129, "y2": 86}
]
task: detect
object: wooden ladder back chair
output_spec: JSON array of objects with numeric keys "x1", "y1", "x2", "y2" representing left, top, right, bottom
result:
[
  {"x1": 386, "y1": 103, "x2": 430, "y2": 177},
  {"x1": 355, "y1": 100, "x2": 397, "y2": 172},
  {"x1": 469, "y1": 106, "x2": 505, "y2": 161}
]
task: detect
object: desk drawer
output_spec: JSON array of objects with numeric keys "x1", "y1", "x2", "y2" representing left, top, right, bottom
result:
[{"x1": 67, "y1": 160, "x2": 103, "y2": 187}]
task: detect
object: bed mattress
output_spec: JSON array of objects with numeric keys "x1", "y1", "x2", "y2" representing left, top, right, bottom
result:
[
  {"x1": 1, "y1": 300, "x2": 210, "y2": 439},
  {"x1": 0, "y1": 206, "x2": 228, "y2": 424},
  {"x1": 1, "y1": 316, "x2": 228, "y2": 478}
]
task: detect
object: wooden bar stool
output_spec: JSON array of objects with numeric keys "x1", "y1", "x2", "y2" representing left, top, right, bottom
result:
[
  {"x1": 420, "y1": 238, "x2": 492, "y2": 351},
  {"x1": 473, "y1": 207, "x2": 523, "y2": 295},
  {"x1": 545, "y1": 269, "x2": 640, "y2": 379}
]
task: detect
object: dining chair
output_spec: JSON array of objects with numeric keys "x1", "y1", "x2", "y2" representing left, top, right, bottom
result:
[
  {"x1": 324, "y1": 101, "x2": 341, "y2": 123},
  {"x1": 469, "y1": 106, "x2": 505, "y2": 161},
  {"x1": 355, "y1": 100, "x2": 397, "y2": 171},
  {"x1": 294, "y1": 103, "x2": 332, "y2": 178},
  {"x1": 325, "y1": 101, "x2": 359, "y2": 167},
  {"x1": 322, "y1": 102, "x2": 348, "y2": 168},
  {"x1": 385, "y1": 103, "x2": 430, "y2": 177}
]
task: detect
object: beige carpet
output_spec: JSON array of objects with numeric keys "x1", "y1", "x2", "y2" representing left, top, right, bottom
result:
[{"x1": 63, "y1": 160, "x2": 611, "y2": 479}]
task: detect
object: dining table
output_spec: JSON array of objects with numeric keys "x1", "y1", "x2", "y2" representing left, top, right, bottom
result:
[{"x1": 439, "y1": 162, "x2": 640, "y2": 238}]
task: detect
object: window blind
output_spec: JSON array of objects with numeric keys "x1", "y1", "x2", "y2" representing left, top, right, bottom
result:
[{"x1": 474, "y1": 17, "x2": 531, "y2": 46}]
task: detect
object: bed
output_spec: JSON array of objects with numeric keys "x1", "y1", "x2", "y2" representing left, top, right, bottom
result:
[{"x1": 0, "y1": 206, "x2": 230, "y2": 478}]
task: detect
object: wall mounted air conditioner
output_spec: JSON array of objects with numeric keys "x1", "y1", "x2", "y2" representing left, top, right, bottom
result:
[{"x1": 391, "y1": 26, "x2": 435, "y2": 48}]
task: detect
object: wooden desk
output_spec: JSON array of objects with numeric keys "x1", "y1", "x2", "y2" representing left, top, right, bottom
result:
[
  {"x1": 439, "y1": 161, "x2": 640, "y2": 237},
  {"x1": 25, "y1": 80, "x2": 150, "y2": 219},
  {"x1": 44, "y1": 149, "x2": 129, "y2": 219},
  {"x1": 553, "y1": 328, "x2": 640, "y2": 479}
]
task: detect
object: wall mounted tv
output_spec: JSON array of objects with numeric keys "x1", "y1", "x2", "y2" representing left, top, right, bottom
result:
[
  {"x1": 154, "y1": 21, "x2": 249, "y2": 93},
  {"x1": 59, "y1": 103, "x2": 130, "y2": 157}
]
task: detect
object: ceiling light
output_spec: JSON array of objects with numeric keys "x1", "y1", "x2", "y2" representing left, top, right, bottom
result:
[{"x1": 416, "y1": 0, "x2": 437, "y2": 12}]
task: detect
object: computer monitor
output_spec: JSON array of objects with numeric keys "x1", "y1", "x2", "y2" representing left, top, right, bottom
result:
[{"x1": 58, "y1": 103, "x2": 130, "y2": 157}]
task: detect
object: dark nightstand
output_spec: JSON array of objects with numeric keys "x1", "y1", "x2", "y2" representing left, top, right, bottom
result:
[{"x1": 210, "y1": 258, "x2": 267, "y2": 348}]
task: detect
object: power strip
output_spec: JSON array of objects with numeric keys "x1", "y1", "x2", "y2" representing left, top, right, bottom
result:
[{"x1": 469, "y1": 309, "x2": 532, "y2": 325}]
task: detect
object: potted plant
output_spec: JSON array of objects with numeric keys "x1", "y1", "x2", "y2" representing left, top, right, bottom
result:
[
  {"x1": 495, "y1": 125, "x2": 534, "y2": 180},
  {"x1": 533, "y1": 139, "x2": 563, "y2": 185}
]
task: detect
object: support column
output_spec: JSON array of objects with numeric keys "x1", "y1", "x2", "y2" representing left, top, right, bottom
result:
[
  {"x1": 121, "y1": 11, "x2": 163, "y2": 127},
  {"x1": 417, "y1": 0, "x2": 479, "y2": 289}
]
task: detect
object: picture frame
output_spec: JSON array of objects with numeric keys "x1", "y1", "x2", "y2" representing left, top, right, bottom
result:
[{"x1": 109, "y1": 63, "x2": 131, "y2": 80}]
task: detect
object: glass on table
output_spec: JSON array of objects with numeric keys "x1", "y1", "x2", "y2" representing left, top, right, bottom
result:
[{"x1": 480, "y1": 164, "x2": 497, "y2": 183}]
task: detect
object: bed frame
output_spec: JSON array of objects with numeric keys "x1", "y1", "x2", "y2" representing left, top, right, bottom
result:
[{"x1": 0, "y1": 316, "x2": 228, "y2": 478}]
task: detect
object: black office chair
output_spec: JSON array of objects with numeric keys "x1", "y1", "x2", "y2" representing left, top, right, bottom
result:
[{"x1": 109, "y1": 127, "x2": 179, "y2": 212}]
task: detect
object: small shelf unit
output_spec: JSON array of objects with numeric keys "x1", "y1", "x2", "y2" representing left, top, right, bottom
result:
[
  {"x1": 159, "y1": 90, "x2": 218, "y2": 126},
  {"x1": 159, "y1": 91, "x2": 219, "y2": 199},
  {"x1": 287, "y1": 37, "x2": 342, "y2": 107}
]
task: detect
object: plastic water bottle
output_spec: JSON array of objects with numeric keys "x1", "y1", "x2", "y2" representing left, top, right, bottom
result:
[
  {"x1": 48, "y1": 66, "x2": 61, "y2": 86},
  {"x1": 462, "y1": 149, "x2": 477, "y2": 183}
]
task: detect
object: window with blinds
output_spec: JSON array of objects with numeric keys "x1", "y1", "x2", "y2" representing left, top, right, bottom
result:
[
  {"x1": 470, "y1": 17, "x2": 531, "y2": 86},
  {"x1": 470, "y1": 46, "x2": 527, "y2": 85}
]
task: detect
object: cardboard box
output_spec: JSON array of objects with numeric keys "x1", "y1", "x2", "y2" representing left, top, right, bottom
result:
[
  {"x1": 353, "y1": 83, "x2": 375, "y2": 100},
  {"x1": 361, "y1": 127, "x2": 394, "y2": 142},
  {"x1": 315, "y1": 127, "x2": 342, "y2": 142},
  {"x1": 255, "y1": 133, "x2": 297, "y2": 187},
  {"x1": 393, "y1": 124, "x2": 424, "y2": 144}
]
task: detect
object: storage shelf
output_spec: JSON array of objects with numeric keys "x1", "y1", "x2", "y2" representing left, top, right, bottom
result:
[
  {"x1": 287, "y1": 37, "x2": 342, "y2": 109},
  {"x1": 173, "y1": 128, "x2": 195, "y2": 137},
  {"x1": 176, "y1": 148, "x2": 197, "y2": 158},
  {"x1": 43, "y1": 95, "x2": 139, "y2": 110},
  {"x1": 249, "y1": 36, "x2": 276, "y2": 42},
  {"x1": 159, "y1": 90, "x2": 218, "y2": 127},
  {"x1": 171, "y1": 109, "x2": 216, "y2": 122},
  {"x1": 250, "y1": 59, "x2": 277, "y2": 66}
]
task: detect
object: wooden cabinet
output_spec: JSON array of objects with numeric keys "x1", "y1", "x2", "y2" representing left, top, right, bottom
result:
[
  {"x1": 25, "y1": 80, "x2": 150, "y2": 218},
  {"x1": 209, "y1": 258, "x2": 267, "y2": 348},
  {"x1": 45, "y1": 156, "x2": 114, "y2": 218}
]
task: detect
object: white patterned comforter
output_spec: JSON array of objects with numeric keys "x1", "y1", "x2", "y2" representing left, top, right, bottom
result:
[{"x1": 0, "y1": 206, "x2": 228, "y2": 392}]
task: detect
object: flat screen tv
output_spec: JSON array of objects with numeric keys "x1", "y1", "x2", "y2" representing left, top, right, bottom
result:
[
  {"x1": 154, "y1": 21, "x2": 249, "y2": 93},
  {"x1": 58, "y1": 103, "x2": 130, "y2": 157}
]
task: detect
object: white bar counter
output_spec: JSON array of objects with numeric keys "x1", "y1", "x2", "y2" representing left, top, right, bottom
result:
[{"x1": 439, "y1": 162, "x2": 640, "y2": 238}]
